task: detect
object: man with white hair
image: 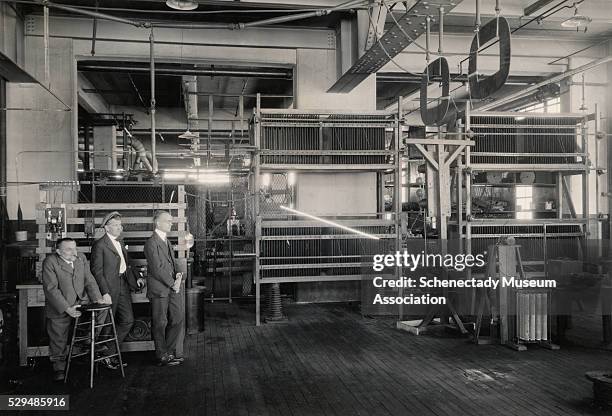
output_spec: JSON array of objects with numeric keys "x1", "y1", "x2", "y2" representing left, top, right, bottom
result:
[
  {"x1": 43, "y1": 238, "x2": 108, "y2": 381},
  {"x1": 144, "y1": 210, "x2": 184, "y2": 366}
]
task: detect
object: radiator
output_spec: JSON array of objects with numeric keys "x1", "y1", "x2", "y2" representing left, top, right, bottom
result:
[{"x1": 517, "y1": 291, "x2": 548, "y2": 341}]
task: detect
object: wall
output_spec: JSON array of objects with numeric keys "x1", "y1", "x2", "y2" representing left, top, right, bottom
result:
[
  {"x1": 6, "y1": 36, "x2": 75, "y2": 219},
  {"x1": 0, "y1": 3, "x2": 24, "y2": 66},
  {"x1": 297, "y1": 172, "x2": 377, "y2": 215},
  {"x1": 295, "y1": 49, "x2": 376, "y2": 111}
]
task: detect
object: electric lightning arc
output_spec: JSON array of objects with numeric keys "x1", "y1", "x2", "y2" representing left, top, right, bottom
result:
[{"x1": 279, "y1": 205, "x2": 380, "y2": 240}]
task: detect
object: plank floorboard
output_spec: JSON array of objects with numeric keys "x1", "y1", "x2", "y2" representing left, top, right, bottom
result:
[{"x1": 6, "y1": 302, "x2": 612, "y2": 416}]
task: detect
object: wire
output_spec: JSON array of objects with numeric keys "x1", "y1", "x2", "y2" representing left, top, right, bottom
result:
[
  {"x1": 457, "y1": 0, "x2": 583, "y2": 68},
  {"x1": 366, "y1": 9, "x2": 421, "y2": 77},
  {"x1": 383, "y1": 1, "x2": 430, "y2": 55}
]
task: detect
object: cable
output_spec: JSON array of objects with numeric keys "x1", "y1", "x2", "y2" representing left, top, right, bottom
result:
[
  {"x1": 457, "y1": 0, "x2": 583, "y2": 68},
  {"x1": 366, "y1": 9, "x2": 421, "y2": 77},
  {"x1": 383, "y1": 1, "x2": 433, "y2": 55}
]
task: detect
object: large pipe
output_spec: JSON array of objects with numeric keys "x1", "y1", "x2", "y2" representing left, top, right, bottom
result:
[
  {"x1": 155, "y1": 0, "x2": 363, "y2": 29},
  {"x1": 492, "y1": 83, "x2": 560, "y2": 112},
  {"x1": 3, "y1": 0, "x2": 364, "y2": 30},
  {"x1": 122, "y1": 128, "x2": 153, "y2": 171},
  {"x1": 7, "y1": 0, "x2": 146, "y2": 27},
  {"x1": 149, "y1": 28, "x2": 157, "y2": 173},
  {"x1": 478, "y1": 55, "x2": 612, "y2": 111},
  {"x1": 129, "y1": 136, "x2": 153, "y2": 171},
  {"x1": 183, "y1": 75, "x2": 201, "y2": 166},
  {"x1": 242, "y1": 10, "x2": 330, "y2": 28}
]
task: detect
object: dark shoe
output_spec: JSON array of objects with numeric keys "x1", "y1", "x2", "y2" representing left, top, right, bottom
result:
[
  {"x1": 172, "y1": 356, "x2": 184, "y2": 364},
  {"x1": 53, "y1": 371, "x2": 65, "y2": 382},
  {"x1": 101, "y1": 357, "x2": 120, "y2": 370},
  {"x1": 112, "y1": 357, "x2": 127, "y2": 368},
  {"x1": 157, "y1": 354, "x2": 180, "y2": 367},
  {"x1": 166, "y1": 354, "x2": 181, "y2": 366}
]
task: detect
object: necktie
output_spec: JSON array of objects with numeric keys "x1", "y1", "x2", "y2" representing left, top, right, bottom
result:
[
  {"x1": 166, "y1": 240, "x2": 176, "y2": 275},
  {"x1": 113, "y1": 238, "x2": 127, "y2": 274}
]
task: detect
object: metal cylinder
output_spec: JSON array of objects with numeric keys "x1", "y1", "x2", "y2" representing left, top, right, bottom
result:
[{"x1": 185, "y1": 286, "x2": 205, "y2": 334}]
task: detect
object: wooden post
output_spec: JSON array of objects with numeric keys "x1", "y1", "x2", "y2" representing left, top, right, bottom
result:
[
  {"x1": 497, "y1": 245, "x2": 513, "y2": 345},
  {"x1": 18, "y1": 289, "x2": 28, "y2": 366}
]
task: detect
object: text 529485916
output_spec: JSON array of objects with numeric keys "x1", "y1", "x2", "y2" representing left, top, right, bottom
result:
[{"x1": 0, "y1": 395, "x2": 69, "y2": 410}]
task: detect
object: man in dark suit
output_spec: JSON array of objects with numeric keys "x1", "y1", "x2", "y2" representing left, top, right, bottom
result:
[
  {"x1": 144, "y1": 210, "x2": 184, "y2": 366},
  {"x1": 91, "y1": 211, "x2": 145, "y2": 370},
  {"x1": 43, "y1": 238, "x2": 108, "y2": 381}
]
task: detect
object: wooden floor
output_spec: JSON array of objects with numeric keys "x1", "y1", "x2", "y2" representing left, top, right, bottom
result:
[{"x1": 5, "y1": 302, "x2": 612, "y2": 416}]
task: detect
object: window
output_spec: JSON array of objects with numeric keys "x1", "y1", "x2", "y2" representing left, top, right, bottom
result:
[
  {"x1": 515, "y1": 186, "x2": 533, "y2": 220},
  {"x1": 518, "y1": 97, "x2": 561, "y2": 114}
]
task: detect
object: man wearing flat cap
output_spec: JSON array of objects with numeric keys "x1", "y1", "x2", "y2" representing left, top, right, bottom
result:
[{"x1": 91, "y1": 211, "x2": 145, "y2": 370}]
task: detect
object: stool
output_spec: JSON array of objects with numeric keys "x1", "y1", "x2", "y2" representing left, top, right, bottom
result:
[{"x1": 64, "y1": 303, "x2": 125, "y2": 388}]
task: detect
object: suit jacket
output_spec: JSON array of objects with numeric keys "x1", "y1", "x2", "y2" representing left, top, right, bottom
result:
[
  {"x1": 42, "y1": 253, "x2": 103, "y2": 319},
  {"x1": 91, "y1": 234, "x2": 138, "y2": 299},
  {"x1": 144, "y1": 232, "x2": 178, "y2": 298}
]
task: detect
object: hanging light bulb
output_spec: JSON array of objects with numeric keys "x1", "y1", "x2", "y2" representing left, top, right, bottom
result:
[
  {"x1": 178, "y1": 129, "x2": 198, "y2": 140},
  {"x1": 561, "y1": 4, "x2": 592, "y2": 29},
  {"x1": 166, "y1": 1, "x2": 199, "y2": 11}
]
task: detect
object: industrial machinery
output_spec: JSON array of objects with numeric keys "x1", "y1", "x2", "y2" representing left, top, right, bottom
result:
[
  {"x1": 251, "y1": 106, "x2": 402, "y2": 325},
  {"x1": 462, "y1": 111, "x2": 594, "y2": 281}
]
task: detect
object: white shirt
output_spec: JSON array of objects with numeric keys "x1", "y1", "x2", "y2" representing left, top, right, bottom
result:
[
  {"x1": 107, "y1": 233, "x2": 127, "y2": 274},
  {"x1": 60, "y1": 256, "x2": 74, "y2": 269},
  {"x1": 155, "y1": 229, "x2": 167, "y2": 242}
]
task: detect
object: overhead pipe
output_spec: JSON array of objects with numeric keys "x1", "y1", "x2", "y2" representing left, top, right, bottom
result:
[
  {"x1": 492, "y1": 83, "x2": 560, "y2": 112},
  {"x1": 6, "y1": 0, "x2": 148, "y2": 27},
  {"x1": 43, "y1": 4, "x2": 49, "y2": 86},
  {"x1": 77, "y1": 64, "x2": 292, "y2": 79},
  {"x1": 153, "y1": 0, "x2": 364, "y2": 29},
  {"x1": 2, "y1": 0, "x2": 365, "y2": 30},
  {"x1": 478, "y1": 55, "x2": 612, "y2": 111}
]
